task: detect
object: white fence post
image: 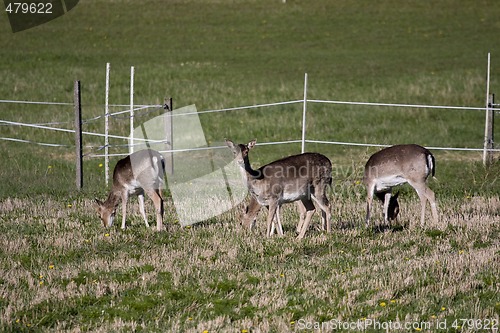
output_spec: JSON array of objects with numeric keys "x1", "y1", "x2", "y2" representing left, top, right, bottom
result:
[
  {"x1": 301, "y1": 72, "x2": 308, "y2": 153},
  {"x1": 104, "y1": 62, "x2": 110, "y2": 187},
  {"x1": 74, "y1": 80, "x2": 83, "y2": 190},
  {"x1": 483, "y1": 53, "x2": 493, "y2": 166},
  {"x1": 129, "y1": 66, "x2": 135, "y2": 155},
  {"x1": 484, "y1": 94, "x2": 495, "y2": 165}
]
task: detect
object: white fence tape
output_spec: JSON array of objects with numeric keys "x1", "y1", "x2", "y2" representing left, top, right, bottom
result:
[
  {"x1": 0, "y1": 136, "x2": 70, "y2": 147},
  {"x1": 306, "y1": 140, "x2": 500, "y2": 152},
  {"x1": 309, "y1": 99, "x2": 500, "y2": 112},
  {"x1": 0, "y1": 98, "x2": 497, "y2": 154}
]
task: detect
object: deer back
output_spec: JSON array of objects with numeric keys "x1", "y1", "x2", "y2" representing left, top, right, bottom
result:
[
  {"x1": 364, "y1": 144, "x2": 434, "y2": 185},
  {"x1": 113, "y1": 149, "x2": 165, "y2": 192},
  {"x1": 251, "y1": 152, "x2": 332, "y2": 202}
]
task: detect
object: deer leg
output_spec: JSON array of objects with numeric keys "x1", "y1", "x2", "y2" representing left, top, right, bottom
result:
[
  {"x1": 275, "y1": 205, "x2": 284, "y2": 236},
  {"x1": 425, "y1": 186, "x2": 439, "y2": 224},
  {"x1": 242, "y1": 197, "x2": 261, "y2": 231},
  {"x1": 383, "y1": 192, "x2": 392, "y2": 226},
  {"x1": 266, "y1": 201, "x2": 279, "y2": 237},
  {"x1": 416, "y1": 184, "x2": 438, "y2": 226},
  {"x1": 269, "y1": 205, "x2": 284, "y2": 236},
  {"x1": 296, "y1": 198, "x2": 315, "y2": 239},
  {"x1": 121, "y1": 192, "x2": 128, "y2": 230},
  {"x1": 137, "y1": 193, "x2": 150, "y2": 228},
  {"x1": 146, "y1": 189, "x2": 163, "y2": 231},
  {"x1": 155, "y1": 189, "x2": 164, "y2": 231},
  {"x1": 296, "y1": 201, "x2": 307, "y2": 234},
  {"x1": 269, "y1": 205, "x2": 283, "y2": 236},
  {"x1": 365, "y1": 184, "x2": 375, "y2": 227},
  {"x1": 311, "y1": 190, "x2": 331, "y2": 233},
  {"x1": 410, "y1": 182, "x2": 429, "y2": 227}
]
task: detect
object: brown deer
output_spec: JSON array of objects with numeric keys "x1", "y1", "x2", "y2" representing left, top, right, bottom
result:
[
  {"x1": 226, "y1": 139, "x2": 332, "y2": 239},
  {"x1": 363, "y1": 144, "x2": 438, "y2": 227},
  {"x1": 95, "y1": 149, "x2": 166, "y2": 231}
]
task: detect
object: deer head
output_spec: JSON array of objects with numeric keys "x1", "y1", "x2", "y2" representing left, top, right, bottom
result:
[{"x1": 94, "y1": 198, "x2": 116, "y2": 228}]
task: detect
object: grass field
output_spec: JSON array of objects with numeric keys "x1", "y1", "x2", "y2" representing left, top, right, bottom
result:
[{"x1": 0, "y1": 0, "x2": 499, "y2": 332}]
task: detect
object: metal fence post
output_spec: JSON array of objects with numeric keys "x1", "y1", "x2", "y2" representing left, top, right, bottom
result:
[
  {"x1": 74, "y1": 80, "x2": 83, "y2": 190},
  {"x1": 483, "y1": 93, "x2": 495, "y2": 166},
  {"x1": 164, "y1": 97, "x2": 174, "y2": 175}
]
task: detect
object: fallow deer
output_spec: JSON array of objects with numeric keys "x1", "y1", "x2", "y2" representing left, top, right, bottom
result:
[
  {"x1": 363, "y1": 144, "x2": 438, "y2": 227},
  {"x1": 95, "y1": 149, "x2": 166, "y2": 231},
  {"x1": 226, "y1": 139, "x2": 332, "y2": 239}
]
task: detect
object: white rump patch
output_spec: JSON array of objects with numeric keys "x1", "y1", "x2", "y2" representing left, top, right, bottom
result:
[
  {"x1": 375, "y1": 175, "x2": 407, "y2": 192},
  {"x1": 281, "y1": 190, "x2": 304, "y2": 203}
]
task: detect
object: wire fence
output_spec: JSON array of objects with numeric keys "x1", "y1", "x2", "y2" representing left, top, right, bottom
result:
[
  {"x1": 1, "y1": 65, "x2": 499, "y2": 192},
  {"x1": 1, "y1": 96, "x2": 499, "y2": 155}
]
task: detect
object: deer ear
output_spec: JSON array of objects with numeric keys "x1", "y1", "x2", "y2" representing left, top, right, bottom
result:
[
  {"x1": 94, "y1": 198, "x2": 103, "y2": 206},
  {"x1": 225, "y1": 139, "x2": 235, "y2": 149},
  {"x1": 248, "y1": 139, "x2": 257, "y2": 149}
]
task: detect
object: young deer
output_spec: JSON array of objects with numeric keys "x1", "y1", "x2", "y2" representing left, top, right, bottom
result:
[
  {"x1": 95, "y1": 149, "x2": 166, "y2": 231},
  {"x1": 226, "y1": 139, "x2": 332, "y2": 239},
  {"x1": 363, "y1": 144, "x2": 438, "y2": 227}
]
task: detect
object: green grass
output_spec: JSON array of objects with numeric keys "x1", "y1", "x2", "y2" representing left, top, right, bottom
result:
[{"x1": 0, "y1": 0, "x2": 499, "y2": 331}]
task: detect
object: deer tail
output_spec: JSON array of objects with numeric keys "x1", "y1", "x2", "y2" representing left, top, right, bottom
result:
[{"x1": 427, "y1": 152, "x2": 436, "y2": 179}]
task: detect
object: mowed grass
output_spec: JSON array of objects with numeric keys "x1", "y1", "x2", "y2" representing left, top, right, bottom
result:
[
  {"x1": 0, "y1": 0, "x2": 499, "y2": 331},
  {"x1": 0, "y1": 195, "x2": 498, "y2": 332}
]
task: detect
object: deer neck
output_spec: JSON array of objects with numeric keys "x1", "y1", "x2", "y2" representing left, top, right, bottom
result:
[
  {"x1": 242, "y1": 156, "x2": 261, "y2": 180},
  {"x1": 104, "y1": 189, "x2": 122, "y2": 209}
]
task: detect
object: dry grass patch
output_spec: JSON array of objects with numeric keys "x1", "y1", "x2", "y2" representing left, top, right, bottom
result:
[{"x1": 0, "y1": 194, "x2": 498, "y2": 332}]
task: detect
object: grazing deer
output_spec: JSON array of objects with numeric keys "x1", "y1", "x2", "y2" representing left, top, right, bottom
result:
[
  {"x1": 95, "y1": 149, "x2": 166, "y2": 231},
  {"x1": 363, "y1": 144, "x2": 438, "y2": 227},
  {"x1": 226, "y1": 139, "x2": 332, "y2": 239}
]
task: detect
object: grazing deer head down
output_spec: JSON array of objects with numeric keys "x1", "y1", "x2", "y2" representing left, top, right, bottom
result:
[
  {"x1": 95, "y1": 149, "x2": 166, "y2": 231},
  {"x1": 226, "y1": 139, "x2": 332, "y2": 239},
  {"x1": 363, "y1": 144, "x2": 438, "y2": 227},
  {"x1": 374, "y1": 190, "x2": 400, "y2": 222}
]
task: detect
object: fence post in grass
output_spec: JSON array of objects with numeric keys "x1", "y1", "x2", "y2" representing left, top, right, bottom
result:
[
  {"x1": 129, "y1": 66, "x2": 135, "y2": 155},
  {"x1": 483, "y1": 93, "x2": 495, "y2": 166},
  {"x1": 483, "y1": 53, "x2": 494, "y2": 166},
  {"x1": 301, "y1": 72, "x2": 308, "y2": 154},
  {"x1": 164, "y1": 97, "x2": 174, "y2": 175},
  {"x1": 104, "y1": 62, "x2": 110, "y2": 187},
  {"x1": 74, "y1": 80, "x2": 83, "y2": 190}
]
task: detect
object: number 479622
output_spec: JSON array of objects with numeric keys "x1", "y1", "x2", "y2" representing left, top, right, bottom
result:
[{"x1": 5, "y1": 2, "x2": 53, "y2": 14}]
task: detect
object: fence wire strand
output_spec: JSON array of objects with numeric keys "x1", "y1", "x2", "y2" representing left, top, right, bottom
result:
[{"x1": 1, "y1": 97, "x2": 498, "y2": 156}]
